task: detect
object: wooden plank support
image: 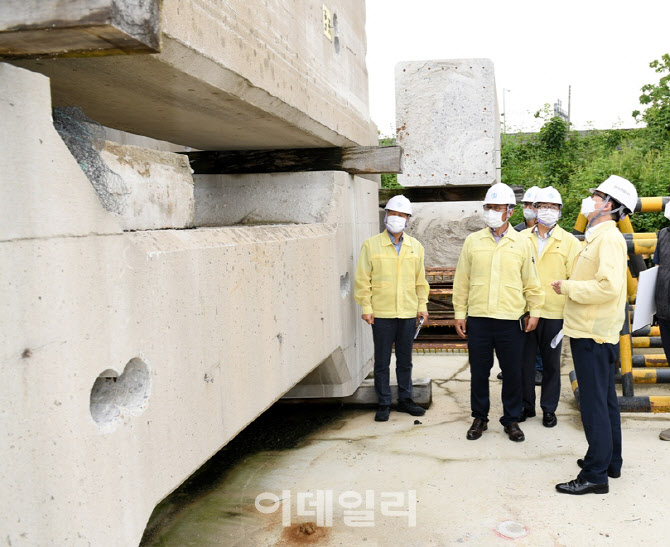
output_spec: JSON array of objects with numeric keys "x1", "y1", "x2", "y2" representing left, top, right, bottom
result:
[
  {"x1": 0, "y1": 0, "x2": 160, "y2": 58},
  {"x1": 184, "y1": 146, "x2": 403, "y2": 175},
  {"x1": 380, "y1": 186, "x2": 488, "y2": 205}
]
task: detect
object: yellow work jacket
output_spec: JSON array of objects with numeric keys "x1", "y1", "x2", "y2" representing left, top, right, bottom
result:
[
  {"x1": 453, "y1": 226, "x2": 544, "y2": 320},
  {"x1": 522, "y1": 224, "x2": 582, "y2": 319},
  {"x1": 562, "y1": 221, "x2": 627, "y2": 344},
  {"x1": 354, "y1": 230, "x2": 429, "y2": 318}
]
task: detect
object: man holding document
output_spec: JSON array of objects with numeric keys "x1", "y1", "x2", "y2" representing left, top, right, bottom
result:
[
  {"x1": 552, "y1": 175, "x2": 637, "y2": 494},
  {"x1": 519, "y1": 187, "x2": 581, "y2": 428}
]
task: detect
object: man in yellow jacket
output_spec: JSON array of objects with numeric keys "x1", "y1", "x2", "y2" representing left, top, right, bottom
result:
[
  {"x1": 552, "y1": 175, "x2": 638, "y2": 495},
  {"x1": 453, "y1": 183, "x2": 544, "y2": 442},
  {"x1": 354, "y1": 195, "x2": 430, "y2": 422},
  {"x1": 520, "y1": 187, "x2": 581, "y2": 428}
]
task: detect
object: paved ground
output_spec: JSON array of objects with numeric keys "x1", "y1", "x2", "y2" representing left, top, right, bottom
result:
[{"x1": 144, "y1": 353, "x2": 670, "y2": 546}]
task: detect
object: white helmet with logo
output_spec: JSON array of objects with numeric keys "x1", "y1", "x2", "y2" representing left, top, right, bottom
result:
[
  {"x1": 534, "y1": 186, "x2": 563, "y2": 206},
  {"x1": 484, "y1": 183, "x2": 516, "y2": 205},
  {"x1": 522, "y1": 186, "x2": 540, "y2": 204},
  {"x1": 385, "y1": 194, "x2": 412, "y2": 216},
  {"x1": 592, "y1": 175, "x2": 638, "y2": 215}
]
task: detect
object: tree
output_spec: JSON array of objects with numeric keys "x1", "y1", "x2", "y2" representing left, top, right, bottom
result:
[{"x1": 633, "y1": 54, "x2": 670, "y2": 144}]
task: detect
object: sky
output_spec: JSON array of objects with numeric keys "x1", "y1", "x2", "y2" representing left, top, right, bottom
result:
[{"x1": 365, "y1": 0, "x2": 670, "y2": 136}]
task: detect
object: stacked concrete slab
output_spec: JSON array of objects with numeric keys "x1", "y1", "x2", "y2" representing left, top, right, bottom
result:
[
  {"x1": 6, "y1": 0, "x2": 375, "y2": 150},
  {"x1": 0, "y1": 1, "x2": 378, "y2": 542},
  {"x1": 395, "y1": 59, "x2": 500, "y2": 266}
]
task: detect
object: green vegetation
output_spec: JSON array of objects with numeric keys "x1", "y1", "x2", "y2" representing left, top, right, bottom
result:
[
  {"x1": 505, "y1": 54, "x2": 670, "y2": 232},
  {"x1": 379, "y1": 54, "x2": 670, "y2": 233},
  {"x1": 378, "y1": 134, "x2": 402, "y2": 189}
]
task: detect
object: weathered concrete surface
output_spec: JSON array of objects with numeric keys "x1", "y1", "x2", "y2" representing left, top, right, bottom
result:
[
  {"x1": 100, "y1": 141, "x2": 195, "y2": 231},
  {"x1": 8, "y1": 0, "x2": 375, "y2": 149},
  {"x1": 141, "y1": 353, "x2": 670, "y2": 546},
  {"x1": 408, "y1": 202, "x2": 485, "y2": 267},
  {"x1": 0, "y1": 62, "x2": 121, "y2": 241},
  {"x1": 0, "y1": 0, "x2": 160, "y2": 56},
  {"x1": 195, "y1": 172, "x2": 345, "y2": 227},
  {"x1": 1, "y1": 62, "x2": 376, "y2": 546},
  {"x1": 396, "y1": 59, "x2": 500, "y2": 187}
]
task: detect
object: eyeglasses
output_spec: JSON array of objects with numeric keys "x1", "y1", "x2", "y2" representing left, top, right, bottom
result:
[
  {"x1": 536, "y1": 204, "x2": 560, "y2": 211},
  {"x1": 592, "y1": 191, "x2": 608, "y2": 201}
]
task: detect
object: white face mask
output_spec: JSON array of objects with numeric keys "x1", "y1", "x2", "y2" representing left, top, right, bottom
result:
[
  {"x1": 665, "y1": 201, "x2": 670, "y2": 221},
  {"x1": 580, "y1": 197, "x2": 597, "y2": 217},
  {"x1": 483, "y1": 209, "x2": 505, "y2": 229},
  {"x1": 523, "y1": 207, "x2": 536, "y2": 220},
  {"x1": 385, "y1": 214, "x2": 407, "y2": 234},
  {"x1": 537, "y1": 208, "x2": 560, "y2": 227}
]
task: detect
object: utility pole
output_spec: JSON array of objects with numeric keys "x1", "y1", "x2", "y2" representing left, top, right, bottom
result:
[{"x1": 567, "y1": 85, "x2": 571, "y2": 129}]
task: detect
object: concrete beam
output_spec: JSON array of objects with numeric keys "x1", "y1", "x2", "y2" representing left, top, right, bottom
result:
[
  {"x1": 0, "y1": 0, "x2": 160, "y2": 57},
  {"x1": 7, "y1": 1, "x2": 374, "y2": 150}
]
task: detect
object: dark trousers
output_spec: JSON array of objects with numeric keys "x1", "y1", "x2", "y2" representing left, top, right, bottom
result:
[
  {"x1": 467, "y1": 316, "x2": 525, "y2": 426},
  {"x1": 571, "y1": 337, "x2": 623, "y2": 484},
  {"x1": 522, "y1": 318, "x2": 563, "y2": 413},
  {"x1": 658, "y1": 317, "x2": 670, "y2": 363},
  {"x1": 371, "y1": 318, "x2": 415, "y2": 406}
]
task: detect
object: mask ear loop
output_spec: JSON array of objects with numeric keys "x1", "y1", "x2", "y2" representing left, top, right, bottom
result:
[{"x1": 587, "y1": 195, "x2": 611, "y2": 228}]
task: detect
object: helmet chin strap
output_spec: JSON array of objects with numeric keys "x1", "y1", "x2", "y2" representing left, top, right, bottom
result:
[{"x1": 587, "y1": 195, "x2": 612, "y2": 228}]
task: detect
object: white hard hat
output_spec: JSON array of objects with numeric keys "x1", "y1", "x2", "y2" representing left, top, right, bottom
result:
[
  {"x1": 522, "y1": 186, "x2": 540, "y2": 204},
  {"x1": 385, "y1": 194, "x2": 412, "y2": 215},
  {"x1": 534, "y1": 186, "x2": 563, "y2": 206},
  {"x1": 592, "y1": 175, "x2": 638, "y2": 214},
  {"x1": 484, "y1": 183, "x2": 516, "y2": 205}
]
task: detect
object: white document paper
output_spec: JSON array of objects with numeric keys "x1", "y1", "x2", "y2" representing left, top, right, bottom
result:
[
  {"x1": 550, "y1": 330, "x2": 563, "y2": 349},
  {"x1": 632, "y1": 266, "x2": 659, "y2": 333}
]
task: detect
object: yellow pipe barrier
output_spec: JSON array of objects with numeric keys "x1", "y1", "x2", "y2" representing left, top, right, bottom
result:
[
  {"x1": 573, "y1": 213, "x2": 588, "y2": 234},
  {"x1": 636, "y1": 196, "x2": 670, "y2": 213}
]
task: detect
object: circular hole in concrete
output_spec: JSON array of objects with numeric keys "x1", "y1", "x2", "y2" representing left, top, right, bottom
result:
[{"x1": 89, "y1": 358, "x2": 151, "y2": 432}]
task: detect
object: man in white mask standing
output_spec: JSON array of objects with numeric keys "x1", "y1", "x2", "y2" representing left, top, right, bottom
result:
[
  {"x1": 514, "y1": 186, "x2": 540, "y2": 232},
  {"x1": 519, "y1": 187, "x2": 581, "y2": 428},
  {"x1": 552, "y1": 175, "x2": 637, "y2": 494},
  {"x1": 453, "y1": 182, "x2": 544, "y2": 442},
  {"x1": 354, "y1": 195, "x2": 430, "y2": 422}
]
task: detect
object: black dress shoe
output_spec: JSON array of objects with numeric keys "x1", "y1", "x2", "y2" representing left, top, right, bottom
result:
[
  {"x1": 518, "y1": 408, "x2": 536, "y2": 423},
  {"x1": 577, "y1": 458, "x2": 621, "y2": 479},
  {"x1": 496, "y1": 371, "x2": 503, "y2": 380},
  {"x1": 375, "y1": 405, "x2": 390, "y2": 422},
  {"x1": 542, "y1": 411, "x2": 557, "y2": 427},
  {"x1": 555, "y1": 476, "x2": 608, "y2": 495},
  {"x1": 466, "y1": 418, "x2": 487, "y2": 440},
  {"x1": 397, "y1": 398, "x2": 426, "y2": 416},
  {"x1": 503, "y1": 422, "x2": 525, "y2": 442}
]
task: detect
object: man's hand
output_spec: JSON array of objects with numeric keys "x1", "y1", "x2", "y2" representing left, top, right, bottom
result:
[
  {"x1": 551, "y1": 280, "x2": 563, "y2": 294},
  {"x1": 418, "y1": 311, "x2": 429, "y2": 322},
  {"x1": 524, "y1": 316, "x2": 539, "y2": 332},
  {"x1": 455, "y1": 318, "x2": 467, "y2": 339},
  {"x1": 361, "y1": 313, "x2": 374, "y2": 325}
]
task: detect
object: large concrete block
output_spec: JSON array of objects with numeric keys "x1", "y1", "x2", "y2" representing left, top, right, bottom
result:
[
  {"x1": 1, "y1": 61, "x2": 377, "y2": 546},
  {"x1": 408, "y1": 202, "x2": 485, "y2": 267},
  {"x1": 100, "y1": 141, "x2": 194, "y2": 230},
  {"x1": 8, "y1": 0, "x2": 375, "y2": 149},
  {"x1": 396, "y1": 59, "x2": 500, "y2": 187},
  {"x1": 0, "y1": 62, "x2": 122, "y2": 241}
]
